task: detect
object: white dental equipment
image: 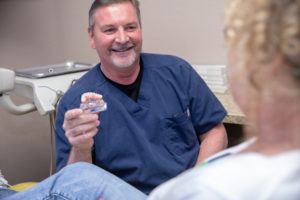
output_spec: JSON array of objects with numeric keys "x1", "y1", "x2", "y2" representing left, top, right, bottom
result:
[
  {"x1": 0, "y1": 62, "x2": 93, "y2": 115},
  {"x1": 0, "y1": 62, "x2": 94, "y2": 175}
]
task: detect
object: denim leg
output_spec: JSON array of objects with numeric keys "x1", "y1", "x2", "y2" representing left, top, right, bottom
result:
[
  {"x1": 4, "y1": 162, "x2": 147, "y2": 200},
  {"x1": 0, "y1": 188, "x2": 18, "y2": 199}
]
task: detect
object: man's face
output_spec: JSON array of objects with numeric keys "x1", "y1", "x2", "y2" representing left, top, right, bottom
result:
[{"x1": 88, "y1": 2, "x2": 142, "y2": 69}]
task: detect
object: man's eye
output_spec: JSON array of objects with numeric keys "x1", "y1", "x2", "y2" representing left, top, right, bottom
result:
[
  {"x1": 104, "y1": 28, "x2": 115, "y2": 34},
  {"x1": 126, "y1": 26, "x2": 137, "y2": 31}
]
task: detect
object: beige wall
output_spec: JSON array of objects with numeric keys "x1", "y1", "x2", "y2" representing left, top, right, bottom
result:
[
  {"x1": 141, "y1": 0, "x2": 226, "y2": 64},
  {"x1": 0, "y1": 0, "x2": 226, "y2": 184}
]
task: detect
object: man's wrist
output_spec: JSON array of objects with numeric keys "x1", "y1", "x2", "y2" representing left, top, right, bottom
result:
[
  {"x1": 67, "y1": 147, "x2": 93, "y2": 165},
  {"x1": 72, "y1": 146, "x2": 92, "y2": 153}
]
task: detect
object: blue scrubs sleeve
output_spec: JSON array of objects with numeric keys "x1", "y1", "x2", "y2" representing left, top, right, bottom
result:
[{"x1": 187, "y1": 66, "x2": 227, "y2": 135}]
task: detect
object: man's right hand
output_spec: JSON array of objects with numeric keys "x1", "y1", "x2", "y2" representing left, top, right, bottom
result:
[{"x1": 63, "y1": 108, "x2": 100, "y2": 152}]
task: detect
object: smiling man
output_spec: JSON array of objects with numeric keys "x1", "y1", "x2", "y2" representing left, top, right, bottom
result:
[
  {"x1": 55, "y1": 0, "x2": 228, "y2": 195},
  {"x1": 88, "y1": 1, "x2": 142, "y2": 74}
]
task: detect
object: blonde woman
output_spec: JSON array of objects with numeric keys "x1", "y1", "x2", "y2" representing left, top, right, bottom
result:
[{"x1": 148, "y1": 0, "x2": 300, "y2": 199}]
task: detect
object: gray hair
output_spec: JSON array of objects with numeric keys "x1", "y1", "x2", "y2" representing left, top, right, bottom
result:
[{"x1": 89, "y1": 0, "x2": 141, "y2": 35}]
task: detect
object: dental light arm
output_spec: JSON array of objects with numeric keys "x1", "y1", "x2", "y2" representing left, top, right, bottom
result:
[
  {"x1": 0, "y1": 93, "x2": 36, "y2": 115},
  {"x1": 0, "y1": 68, "x2": 15, "y2": 93},
  {"x1": 0, "y1": 68, "x2": 36, "y2": 115}
]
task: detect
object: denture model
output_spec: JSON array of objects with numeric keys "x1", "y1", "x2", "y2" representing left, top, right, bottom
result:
[{"x1": 80, "y1": 92, "x2": 107, "y2": 113}]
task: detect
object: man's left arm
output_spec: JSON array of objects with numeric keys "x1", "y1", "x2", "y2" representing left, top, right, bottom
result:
[{"x1": 195, "y1": 123, "x2": 228, "y2": 165}]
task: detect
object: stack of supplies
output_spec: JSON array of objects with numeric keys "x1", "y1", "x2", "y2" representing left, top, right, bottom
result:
[{"x1": 192, "y1": 65, "x2": 228, "y2": 93}]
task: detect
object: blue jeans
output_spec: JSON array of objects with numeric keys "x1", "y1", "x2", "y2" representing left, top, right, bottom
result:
[
  {"x1": 1, "y1": 162, "x2": 147, "y2": 200},
  {"x1": 0, "y1": 189, "x2": 17, "y2": 199}
]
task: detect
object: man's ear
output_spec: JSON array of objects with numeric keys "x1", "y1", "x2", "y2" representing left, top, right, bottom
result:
[{"x1": 88, "y1": 27, "x2": 96, "y2": 49}]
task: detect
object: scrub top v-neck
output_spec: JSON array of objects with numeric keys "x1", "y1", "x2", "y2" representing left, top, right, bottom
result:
[{"x1": 102, "y1": 60, "x2": 144, "y2": 102}]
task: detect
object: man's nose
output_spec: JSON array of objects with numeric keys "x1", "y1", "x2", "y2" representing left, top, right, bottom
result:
[{"x1": 115, "y1": 29, "x2": 129, "y2": 44}]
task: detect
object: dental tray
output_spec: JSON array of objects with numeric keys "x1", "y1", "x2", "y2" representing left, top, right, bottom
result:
[{"x1": 15, "y1": 62, "x2": 93, "y2": 79}]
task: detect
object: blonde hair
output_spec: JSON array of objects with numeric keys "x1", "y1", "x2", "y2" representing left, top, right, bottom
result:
[{"x1": 224, "y1": 0, "x2": 300, "y2": 87}]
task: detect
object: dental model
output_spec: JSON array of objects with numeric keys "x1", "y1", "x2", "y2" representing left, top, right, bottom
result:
[{"x1": 80, "y1": 92, "x2": 107, "y2": 113}]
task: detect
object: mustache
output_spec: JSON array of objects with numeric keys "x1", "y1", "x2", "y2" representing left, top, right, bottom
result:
[{"x1": 110, "y1": 43, "x2": 135, "y2": 51}]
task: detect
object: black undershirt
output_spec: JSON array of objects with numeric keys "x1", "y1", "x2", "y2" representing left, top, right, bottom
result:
[{"x1": 102, "y1": 60, "x2": 144, "y2": 102}]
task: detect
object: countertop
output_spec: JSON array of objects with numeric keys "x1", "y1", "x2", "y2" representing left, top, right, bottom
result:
[{"x1": 215, "y1": 93, "x2": 247, "y2": 125}]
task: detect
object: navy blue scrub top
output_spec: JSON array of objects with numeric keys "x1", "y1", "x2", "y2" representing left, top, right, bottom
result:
[{"x1": 55, "y1": 53, "x2": 227, "y2": 194}]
